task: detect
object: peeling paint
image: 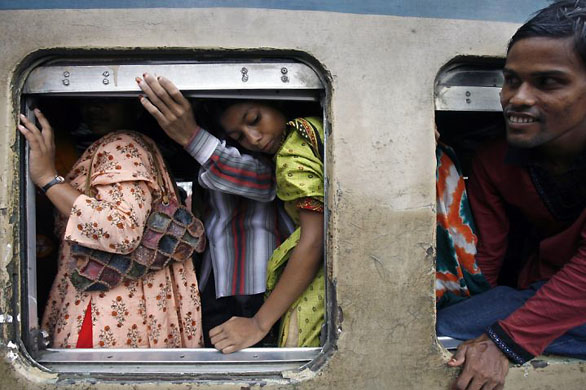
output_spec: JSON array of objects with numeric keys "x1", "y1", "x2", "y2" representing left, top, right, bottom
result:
[
  {"x1": 2, "y1": 244, "x2": 12, "y2": 265},
  {"x1": 5, "y1": 349, "x2": 17, "y2": 362},
  {"x1": 282, "y1": 367, "x2": 316, "y2": 382},
  {"x1": 5, "y1": 341, "x2": 18, "y2": 362}
]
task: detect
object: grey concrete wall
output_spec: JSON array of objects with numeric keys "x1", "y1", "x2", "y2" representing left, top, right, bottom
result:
[{"x1": 0, "y1": 7, "x2": 584, "y2": 389}]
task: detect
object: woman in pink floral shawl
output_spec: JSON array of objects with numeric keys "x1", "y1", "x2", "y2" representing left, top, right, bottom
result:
[{"x1": 18, "y1": 101, "x2": 203, "y2": 348}]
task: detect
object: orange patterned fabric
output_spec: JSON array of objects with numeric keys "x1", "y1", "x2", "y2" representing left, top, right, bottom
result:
[
  {"x1": 435, "y1": 144, "x2": 490, "y2": 308},
  {"x1": 42, "y1": 131, "x2": 203, "y2": 348}
]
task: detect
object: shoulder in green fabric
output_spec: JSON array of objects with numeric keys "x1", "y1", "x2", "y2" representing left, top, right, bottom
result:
[
  {"x1": 275, "y1": 117, "x2": 324, "y2": 206},
  {"x1": 287, "y1": 117, "x2": 324, "y2": 161}
]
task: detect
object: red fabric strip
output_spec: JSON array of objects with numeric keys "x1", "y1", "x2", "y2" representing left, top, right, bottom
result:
[
  {"x1": 210, "y1": 154, "x2": 273, "y2": 180},
  {"x1": 76, "y1": 299, "x2": 93, "y2": 348}
]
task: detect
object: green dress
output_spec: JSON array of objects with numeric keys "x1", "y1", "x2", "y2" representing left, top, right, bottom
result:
[{"x1": 266, "y1": 117, "x2": 325, "y2": 347}]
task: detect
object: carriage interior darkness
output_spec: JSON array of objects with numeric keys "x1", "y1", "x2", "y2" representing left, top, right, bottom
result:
[
  {"x1": 435, "y1": 60, "x2": 531, "y2": 292},
  {"x1": 32, "y1": 96, "x2": 322, "y2": 323}
]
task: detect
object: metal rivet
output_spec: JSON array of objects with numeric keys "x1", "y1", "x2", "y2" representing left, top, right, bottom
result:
[
  {"x1": 63, "y1": 71, "x2": 70, "y2": 78},
  {"x1": 465, "y1": 91, "x2": 471, "y2": 97},
  {"x1": 241, "y1": 67, "x2": 248, "y2": 74},
  {"x1": 62, "y1": 79, "x2": 70, "y2": 86},
  {"x1": 242, "y1": 74, "x2": 249, "y2": 82},
  {"x1": 466, "y1": 98, "x2": 471, "y2": 104},
  {"x1": 103, "y1": 79, "x2": 110, "y2": 85},
  {"x1": 103, "y1": 71, "x2": 110, "y2": 77},
  {"x1": 281, "y1": 75, "x2": 289, "y2": 83},
  {"x1": 281, "y1": 67, "x2": 288, "y2": 74},
  {"x1": 41, "y1": 329, "x2": 50, "y2": 347}
]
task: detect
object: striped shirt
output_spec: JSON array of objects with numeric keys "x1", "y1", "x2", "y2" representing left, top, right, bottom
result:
[{"x1": 185, "y1": 128, "x2": 293, "y2": 298}]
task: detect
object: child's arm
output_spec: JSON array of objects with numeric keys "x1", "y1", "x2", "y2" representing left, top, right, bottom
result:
[
  {"x1": 186, "y1": 131, "x2": 276, "y2": 202},
  {"x1": 209, "y1": 209, "x2": 324, "y2": 353},
  {"x1": 138, "y1": 73, "x2": 276, "y2": 202}
]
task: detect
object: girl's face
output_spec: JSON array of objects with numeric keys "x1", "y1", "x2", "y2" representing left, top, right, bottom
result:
[{"x1": 220, "y1": 102, "x2": 287, "y2": 154}]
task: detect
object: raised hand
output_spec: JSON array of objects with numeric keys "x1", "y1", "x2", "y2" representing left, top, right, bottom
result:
[
  {"x1": 17, "y1": 109, "x2": 58, "y2": 187},
  {"x1": 136, "y1": 73, "x2": 200, "y2": 147}
]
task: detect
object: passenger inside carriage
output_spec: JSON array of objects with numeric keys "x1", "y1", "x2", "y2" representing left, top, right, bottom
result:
[
  {"x1": 137, "y1": 74, "x2": 325, "y2": 353},
  {"x1": 20, "y1": 99, "x2": 207, "y2": 348},
  {"x1": 434, "y1": 127, "x2": 491, "y2": 309},
  {"x1": 437, "y1": 1, "x2": 586, "y2": 389}
]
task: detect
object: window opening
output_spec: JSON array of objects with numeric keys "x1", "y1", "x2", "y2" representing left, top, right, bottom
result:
[
  {"x1": 20, "y1": 59, "x2": 329, "y2": 376},
  {"x1": 434, "y1": 62, "x2": 506, "y2": 351}
]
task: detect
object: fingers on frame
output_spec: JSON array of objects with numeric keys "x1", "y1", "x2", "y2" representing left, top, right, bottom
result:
[
  {"x1": 138, "y1": 77, "x2": 172, "y2": 117},
  {"x1": 19, "y1": 114, "x2": 46, "y2": 151},
  {"x1": 34, "y1": 109, "x2": 52, "y2": 131},
  {"x1": 221, "y1": 345, "x2": 237, "y2": 354},
  {"x1": 208, "y1": 324, "x2": 224, "y2": 338},
  {"x1": 212, "y1": 337, "x2": 238, "y2": 354},
  {"x1": 19, "y1": 114, "x2": 39, "y2": 132},
  {"x1": 139, "y1": 96, "x2": 168, "y2": 125},
  {"x1": 158, "y1": 76, "x2": 191, "y2": 108},
  {"x1": 143, "y1": 73, "x2": 179, "y2": 112},
  {"x1": 34, "y1": 110, "x2": 54, "y2": 147},
  {"x1": 213, "y1": 338, "x2": 233, "y2": 351},
  {"x1": 450, "y1": 346, "x2": 467, "y2": 365},
  {"x1": 210, "y1": 332, "x2": 230, "y2": 346}
]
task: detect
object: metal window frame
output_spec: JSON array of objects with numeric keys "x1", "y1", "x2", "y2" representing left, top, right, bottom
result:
[
  {"x1": 20, "y1": 58, "x2": 329, "y2": 377},
  {"x1": 435, "y1": 64, "x2": 504, "y2": 112},
  {"x1": 434, "y1": 61, "x2": 503, "y2": 352}
]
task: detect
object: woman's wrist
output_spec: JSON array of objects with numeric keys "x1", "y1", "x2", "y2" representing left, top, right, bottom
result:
[{"x1": 35, "y1": 171, "x2": 59, "y2": 188}]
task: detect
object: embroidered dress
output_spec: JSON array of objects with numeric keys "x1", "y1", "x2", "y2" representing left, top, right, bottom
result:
[
  {"x1": 41, "y1": 131, "x2": 203, "y2": 348},
  {"x1": 435, "y1": 143, "x2": 490, "y2": 308},
  {"x1": 266, "y1": 117, "x2": 325, "y2": 347}
]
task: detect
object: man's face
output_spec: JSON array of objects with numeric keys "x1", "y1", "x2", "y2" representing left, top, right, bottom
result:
[{"x1": 501, "y1": 37, "x2": 586, "y2": 150}]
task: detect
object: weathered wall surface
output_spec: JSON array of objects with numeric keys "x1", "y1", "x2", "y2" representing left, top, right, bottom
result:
[{"x1": 0, "y1": 7, "x2": 584, "y2": 389}]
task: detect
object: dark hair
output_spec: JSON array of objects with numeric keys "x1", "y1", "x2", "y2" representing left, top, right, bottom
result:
[
  {"x1": 193, "y1": 99, "x2": 240, "y2": 138},
  {"x1": 195, "y1": 99, "x2": 312, "y2": 138},
  {"x1": 509, "y1": 0, "x2": 586, "y2": 65}
]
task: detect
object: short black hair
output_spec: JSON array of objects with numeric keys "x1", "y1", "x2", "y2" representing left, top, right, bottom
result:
[{"x1": 509, "y1": 0, "x2": 586, "y2": 65}]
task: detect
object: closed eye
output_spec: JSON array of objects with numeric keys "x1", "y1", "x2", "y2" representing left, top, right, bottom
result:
[
  {"x1": 227, "y1": 131, "x2": 244, "y2": 142},
  {"x1": 245, "y1": 109, "x2": 260, "y2": 126}
]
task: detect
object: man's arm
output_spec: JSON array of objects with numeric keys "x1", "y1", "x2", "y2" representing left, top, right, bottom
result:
[
  {"x1": 448, "y1": 142, "x2": 513, "y2": 390},
  {"x1": 450, "y1": 217, "x2": 586, "y2": 390},
  {"x1": 488, "y1": 220, "x2": 586, "y2": 360}
]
